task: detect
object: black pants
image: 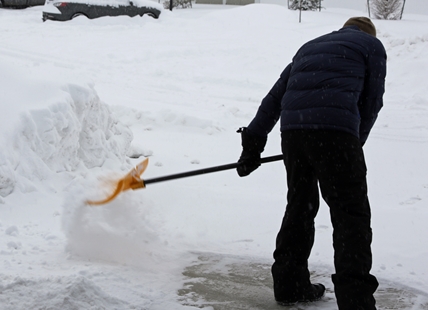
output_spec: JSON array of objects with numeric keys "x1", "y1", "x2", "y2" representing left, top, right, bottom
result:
[{"x1": 272, "y1": 130, "x2": 378, "y2": 310}]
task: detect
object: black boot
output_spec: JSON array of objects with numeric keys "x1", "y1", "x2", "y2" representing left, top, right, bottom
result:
[{"x1": 276, "y1": 283, "x2": 325, "y2": 306}]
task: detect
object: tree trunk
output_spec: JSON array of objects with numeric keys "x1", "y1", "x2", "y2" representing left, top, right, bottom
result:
[
  {"x1": 400, "y1": 0, "x2": 406, "y2": 19},
  {"x1": 367, "y1": 0, "x2": 371, "y2": 18}
]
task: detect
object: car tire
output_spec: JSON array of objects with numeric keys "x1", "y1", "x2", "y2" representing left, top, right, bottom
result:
[
  {"x1": 144, "y1": 12, "x2": 159, "y2": 19},
  {"x1": 71, "y1": 12, "x2": 86, "y2": 19}
]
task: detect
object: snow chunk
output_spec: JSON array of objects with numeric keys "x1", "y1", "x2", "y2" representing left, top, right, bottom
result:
[
  {"x1": 7, "y1": 241, "x2": 21, "y2": 250},
  {"x1": 5, "y1": 226, "x2": 19, "y2": 237}
]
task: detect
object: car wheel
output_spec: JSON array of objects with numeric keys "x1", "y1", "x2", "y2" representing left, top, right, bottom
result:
[
  {"x1": 71, "y1": 12, "x2": 86, "y2": 19},
  {"x1": 144, "y1": 12, "x2": 159, "y2": 19}
]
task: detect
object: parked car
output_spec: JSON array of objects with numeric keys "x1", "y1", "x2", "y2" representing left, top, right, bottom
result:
[
  {"x1": 42, "y1": 0, "x2": 162, "y2": 22},
  {"x1": 1, "y1": 0, "x2": 45, "y2": 8}
]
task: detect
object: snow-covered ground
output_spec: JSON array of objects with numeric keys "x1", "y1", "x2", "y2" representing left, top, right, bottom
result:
[{"x1": 1, "y1": 2, "x2": 428, "y2": 309}]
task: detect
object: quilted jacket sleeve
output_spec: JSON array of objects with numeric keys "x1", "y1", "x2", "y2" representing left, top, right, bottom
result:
[
  {"x1": 358, "y1": 40, "x2": 387, "y2": 145},
  {"x1": 247, "y1": 64, "x2": 292, "y2": 137}
]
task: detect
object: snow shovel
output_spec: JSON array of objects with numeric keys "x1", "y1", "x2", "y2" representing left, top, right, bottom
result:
[{"x1": 86, "y1": 154, "x2": 284, "y2": 206}]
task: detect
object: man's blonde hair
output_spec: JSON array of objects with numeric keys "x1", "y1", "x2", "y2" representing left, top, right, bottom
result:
[{"x1": 344, "y1": 17, "x2": 376, "y2": 37}]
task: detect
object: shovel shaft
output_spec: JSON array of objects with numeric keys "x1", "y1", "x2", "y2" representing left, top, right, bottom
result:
[{"x1": 143, "y1": 154, "x2": 283, "y2": 186}]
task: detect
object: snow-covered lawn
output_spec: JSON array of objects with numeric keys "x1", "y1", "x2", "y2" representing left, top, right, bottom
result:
[{"x1": 1, "y1": 2, "x2": 427, "y2": 309}]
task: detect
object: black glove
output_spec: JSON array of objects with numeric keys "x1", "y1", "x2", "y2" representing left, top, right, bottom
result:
[{"x1": 236, "y1": 127, "x2": 267, "y2": 177}]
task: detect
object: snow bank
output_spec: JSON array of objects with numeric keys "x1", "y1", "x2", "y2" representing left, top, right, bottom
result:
[
  {"x1": 0, "y1": 63, "x2": 158, "y2": 266},
  {"x1": 0, "y1": 67, "x2": 133, "y2": 197}
]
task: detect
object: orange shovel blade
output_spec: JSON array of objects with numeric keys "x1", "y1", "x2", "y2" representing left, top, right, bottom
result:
[{"x1": 86, "y1": 158, "x2": 149, "y2": 206}]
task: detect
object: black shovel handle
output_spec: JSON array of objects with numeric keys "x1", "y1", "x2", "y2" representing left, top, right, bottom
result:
[{"x1": 143, "y1": 154, "x2": 283, "y2": 186}]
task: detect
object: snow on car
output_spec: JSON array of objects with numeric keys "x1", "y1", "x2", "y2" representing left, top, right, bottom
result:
[{"x1": 42, "y1": 0, "x2": 162, "y2": 21}]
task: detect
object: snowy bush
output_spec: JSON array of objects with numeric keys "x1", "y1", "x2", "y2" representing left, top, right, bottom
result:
[
  {"x1": 370, "y1": 0, "x2": 404, "y2": 20},
  {"x1": 288, "y1": 0, "x2": 322, "y2": 11},
  {"x1": 163, "y1": 0, "x2": 192, "y2": 9}
]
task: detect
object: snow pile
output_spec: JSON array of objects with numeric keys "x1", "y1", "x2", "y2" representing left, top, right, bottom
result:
[
  {"x1": 0, "y1": 64, "x2": 160, "y2": 266},
  {"x1": 0, "y1": 71, "x2": 133, "y2": 198},
  {"x1": 16, "y1": 84, "x2": 132, "y2": 171}
]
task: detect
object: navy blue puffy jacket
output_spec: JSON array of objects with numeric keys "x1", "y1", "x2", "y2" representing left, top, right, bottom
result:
[{"x1": 247, "y1": 25, "x2": 387, "y2": 145}]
